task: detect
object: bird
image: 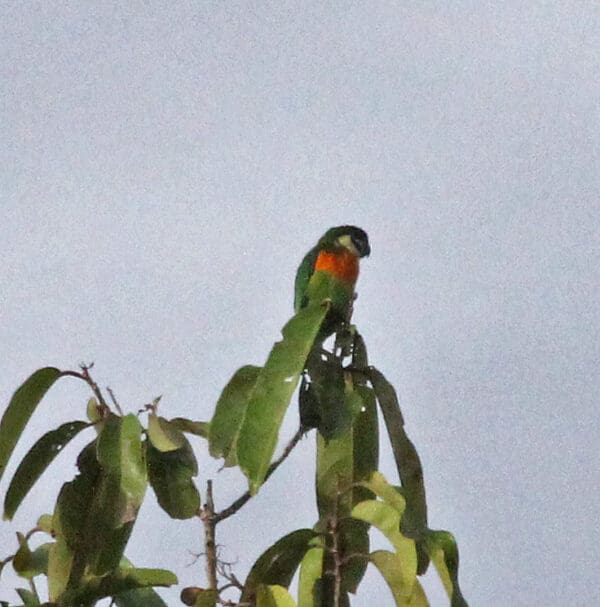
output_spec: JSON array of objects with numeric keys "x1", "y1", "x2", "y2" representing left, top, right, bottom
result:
[
  {"x1": 294, "y1": 225, "x2": 370, "y2": 340},
  {"x1": 295, "y1": 225, "x2": 370, "y2": 431}
]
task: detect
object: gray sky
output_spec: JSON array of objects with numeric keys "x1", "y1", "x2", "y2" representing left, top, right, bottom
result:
[{"x1": 1, "y1": 2, "x2": 599, "y2": 605}]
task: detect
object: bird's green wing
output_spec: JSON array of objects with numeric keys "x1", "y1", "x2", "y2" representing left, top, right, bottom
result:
[{"x1": 294, "y1": 246, "x2": 319, "y2": 312}]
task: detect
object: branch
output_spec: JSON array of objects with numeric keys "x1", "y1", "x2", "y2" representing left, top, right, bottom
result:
[
  {"x1": 200, "y1": 480, "x2": 219, "y2": 591},
  {"x1": 214, "y1": 425, "x2": 304, "y2": 523},
  {"x1": 331, "y1": 482, "x2": 343, "y2": 607},
  {"x1": 0, "y1": 554, "x2": 14, "y2": 571},
  {"x1": 60, "y1": 363, "x2": 111, "y2": 414}
]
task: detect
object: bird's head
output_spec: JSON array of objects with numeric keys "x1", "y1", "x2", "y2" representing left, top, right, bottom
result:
[{"x1": 318, "y1": 225, "x2": 371, "y2": 258}]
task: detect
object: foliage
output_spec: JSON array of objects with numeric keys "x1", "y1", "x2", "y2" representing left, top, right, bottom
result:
[{"x1": 0, "y1": 302, "x2": 468, "y2": 606}]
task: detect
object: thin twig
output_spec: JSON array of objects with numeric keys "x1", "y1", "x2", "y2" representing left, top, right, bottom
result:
[
  {"x1": 106, "y1": 387, "x2": 124, "y2": 415},
  {"x1": 185, "y1": 549, "x2": 204, "y2": 567},
  {"x1": 214, "y1": 426, "x2": 305, "y2": 523},
  {"x1": 79, "y1": 363, "x2": 110, "y2": 410},
  {"x1": 214, "y1": 552, "x2": 244, "y2": 598},
  {"x1": 24, "y1": 526, "x2": 40, "y2": 541},
  {"x1": 60, "y1": 364, "x2": 111, "y2": 414},
  {"x1": 0, "y1": 554, "x2": 14, "y2": 570}
]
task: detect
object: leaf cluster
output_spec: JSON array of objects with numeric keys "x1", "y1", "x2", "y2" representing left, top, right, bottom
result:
[
  {"x1": 0, "y1": 300, "x2": 469, "y2": 607},
  {"x1": 0, "y1": 370, "x2": 201, "y2": 606}
]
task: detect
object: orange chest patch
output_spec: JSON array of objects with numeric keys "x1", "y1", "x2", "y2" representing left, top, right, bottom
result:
[{"x1": 314, "y1": 249, "x2": 359, "y2": 284}]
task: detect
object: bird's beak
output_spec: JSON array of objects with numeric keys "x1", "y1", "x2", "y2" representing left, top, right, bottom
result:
[{"x1": 351, "y1": 236, "x2": 370, "y2": 258}]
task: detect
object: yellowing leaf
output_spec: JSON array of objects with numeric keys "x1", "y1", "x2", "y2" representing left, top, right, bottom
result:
[
  {"x1": 360, "y1": 471, "x2": 406, "y2": 514},
  {"x1": 148, "y1": 414, "x2": 185, "y2": 452},
  {"x1": 352, "y1": 500, "x2": 417, "y2": 588},
  {"x1": 297, "y1": 546, "x2": 323, "y2": 607},
  {"x1": 370, "y1": 550, "x2": 428, "y2": 606},
  {"x1": 257, "y1": 584, "x2": 298, "y2": 607}
]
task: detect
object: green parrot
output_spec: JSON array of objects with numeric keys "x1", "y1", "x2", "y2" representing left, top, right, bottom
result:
[
  {"x1": 294, "y1": 225, "x2": 371, "y2": 340},
  {"x1": 295, "y1": 226, "x2": 370, "y2": 430}
]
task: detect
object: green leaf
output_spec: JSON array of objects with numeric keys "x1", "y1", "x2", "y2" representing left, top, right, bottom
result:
[
  {"x1": 3, "y1": 420, "x2": 89, "y2": 520},
  {"x1": 50, "y1": 415, "x2": 147, "y2": 581},
  {"x1": 15, "y1": 588, "x2": 38, "y2": 607},
  {"x1": 60, "y1": 567, "x2": 177, "y2": 605},
  {"x1": 36, "y1": 514, "x2": 54, "y2": 535},
  {"x1": 337, "y1": 518, "x2": 369, "y2": 594},
  {"x1": 137, "y1": 567, "x2": 176, "y2": 585},
  {"x1": 369, "y1": 367, "x2": 429, "y2": 573},
  {"x1": 352, "y1": 386, "x2": 379, "y2": 505},
  {"x1": 370, "y1": 376, "x2": 466, "y2": 607},
  {"x1": 0, "y1": 367, "x2": 62, "y2": 484},
  {"x1": 351, "y1": 500, "x2": 417, "y2": 587},
  {"x1": 148, "y1": 414, "x2": 185, "y2": 452},
  {"x1": 297, "y1": 546, "x2": 323, "y2": 607},
  {"x1": 48, "y1": 440, "x2": 100, "y2": 599},
  {"x1": 170, "y1": 417, "x2": 209, "y2": 438},
  {"x1": 298, "y1": 374, "x2": 320, "y2": 430},
  {"x1": 257, "y1": 584, "x2": 297, "y2": 607},
  {"x1": 370, "y1": 550, "x2": 429, "y2": 607},
  {"x1": 302, "y1": 351, "x2": 349, "y2": 439},
  {"x1": 103, "y1": 566, "x2": 177, "y2": 592},
  {"x1": 47, "y1": 533, "x2": 74, "y2": 601},
  {"x1": 237, "y1": 302, "x2": 330, "y2": 493},
  {"x1": 351, "y1": 331, "x2": 369, "y2": 376},
  {"x1": 315, "y1": 371, "x2": 364, "y2": 520},
  {"x1": 114, "y1": 557, "x2": 170, "y2": 607},
  {"x1": 115, "y1": 586, "x2": 169, "y2": 607},
  {"x1": 147, "y1": 433, "x2": 200, "y2": 519},
  {"x1": 193, "y1": 589, "x2": 218, "y2": 607},
  {"x1": 98, "y1": 414, "x2": 147, "y2": 522},
  {"x1": 208, "y1": 365, "x2": 261, "y2": 465},
  {"x1": 241, "y1": 529, "x2": 316, "y2": 605},
  {"x1": 12, "y1": 534, "x2": 51, "y2": 579},
  {"x1": 180, "y1": 587, "x2": 218, "y2": 607},
  {"x1": 425, "y1": 530, "x2": 468, "y2": 607},
  {"x1": 316, "y1": 429, "x2": 353, "y2": 519}
]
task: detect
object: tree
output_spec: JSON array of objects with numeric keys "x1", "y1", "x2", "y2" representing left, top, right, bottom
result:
[{"x1": 0, "y1": 300, "x2": 468, "y2": 606}]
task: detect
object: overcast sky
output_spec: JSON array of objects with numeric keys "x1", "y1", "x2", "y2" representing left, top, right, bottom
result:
[{"x1": 1, "y1": 3, "x2": 599, "y2": 606}]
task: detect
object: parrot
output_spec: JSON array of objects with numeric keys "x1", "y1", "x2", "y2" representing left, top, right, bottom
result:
[
  {"x1": 294, "y1": 225, "x2": 370, "y2": 341},
  {"x1": 294, "y1": 225, "x2": 370, "y2": 431}
]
